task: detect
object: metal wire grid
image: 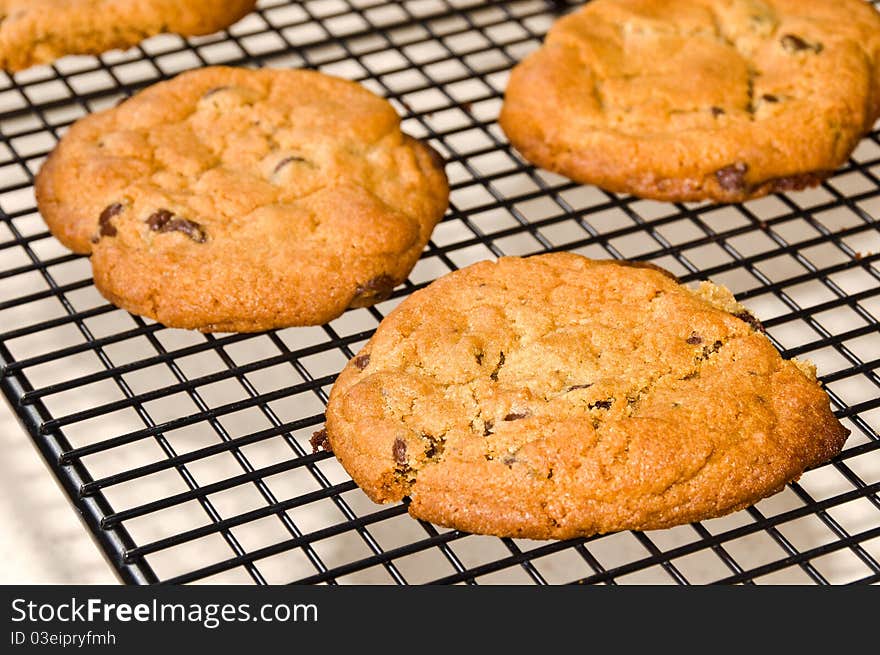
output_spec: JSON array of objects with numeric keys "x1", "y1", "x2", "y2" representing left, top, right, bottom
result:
[{"x1": 0, "y1": 0, "x2": 878, "y2": 585}]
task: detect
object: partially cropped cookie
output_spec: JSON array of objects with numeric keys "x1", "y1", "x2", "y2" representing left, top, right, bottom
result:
[
  {"x1": 0, "y1": 1, "x2": 256, "y2": 72},
  {"x1": 36, "y1": 66, "x2": 449, "y2": 332},
  {"x1": 500, "y1": 0, "x2": 880, "y2": 203},
  {"x1": 325, "y1": 253, "x2": 848, "y2": 540}
]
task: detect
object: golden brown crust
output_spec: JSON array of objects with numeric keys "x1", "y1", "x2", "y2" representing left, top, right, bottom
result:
[
  {"x1": 325, "y1": 253, "x2": 849, "y2": 540},
  {"x1": 35, "y1": 66, "x2": 449, "y2": 332},
  {"x1": 499, "y1": 0, "x2": 880, "y2": 203},
  {"x1": 0, "y1": 0, "x2": 256, "y2": 72}
]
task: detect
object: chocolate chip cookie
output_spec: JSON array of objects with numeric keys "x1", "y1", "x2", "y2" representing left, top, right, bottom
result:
[
  {"x1": 36, "y1": 66, "x2": 449, "y2": 332},
  {"x1": 325, "y1": 253, "x2": 848, "y2": 540},
  {"x1": 500, "y1": 0, "x2": 880, "y2": 203},
  {"x1": 0, "y1": 1, "x2": 256, "y2": 72}
]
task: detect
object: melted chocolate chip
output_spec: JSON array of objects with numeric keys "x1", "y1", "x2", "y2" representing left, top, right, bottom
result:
[
  {"x1": 98, "y1": 202, "x2": 124, "y2": 237},
  {"x1": 733, "y1": 310, "x2": 766, "y2": 333},
  {"x1": 273, "y1": 155, "x2": 308, "y2": 175},
  {"x1": 715, "y1": 162, "x2": 749, "y2": 193},
  {"x1": 702, "y1": 340, "x2": 724, "y2": 358},
  {"x1": 483, "y1": 420, "x2": 494, "y2": 436},
  {"x1": 769, "y1": 171, "x2": 828, "y2": 193},
  {"x1": 166, "y1": 218, "x2": 206, "y2": 242},
  {"x1": 350, "y1": 275, "x2": 396, "y2": 308},
  {"x1": 309, "y1": 429, "x2": 331, "y2": 454},
  {"x1": 353, "y1": 354, "x2": 370, "y2": 370},
  {"x1": 762, "y1": 94, "x2": 779, "y2": 103},
  {"x1": 392, "y1": 438, "x2": 407, "y2": 466},
  {"x1": 423, "y1": 434, "x2": 443, "y2": 460},
  {"x1": 687, "y1": 332, "x2": 703, "y2": 345},
  {"x1": 503, "y1": 410, "x2": 531, "y2": 421},
  {"x1": 146, "y1": 209, "x2": 207, "y2": 243},
  {"x1": 146, "y1": 209, "x2": 173, "y2": 231},
  {"x1": 589, "y1": 399, "x2": 613, "y2": 410},
  {"x1": 490, "y1": 351, "x2": 506, "y2": 381},
  {"x1": 710, "y1": 106, "x2": 725, "y2": 117},
  {"x1": 781, "y1": 34, "x2": 822, "y2": 54}
]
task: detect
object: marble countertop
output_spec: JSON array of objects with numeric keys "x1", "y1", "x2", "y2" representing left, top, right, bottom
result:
[{"x1": 0, "y1": 399, "x2": 115, "y2": 584}]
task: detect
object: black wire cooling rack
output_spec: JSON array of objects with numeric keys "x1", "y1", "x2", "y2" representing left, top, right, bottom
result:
[{"x1": 1, "y1": 0, "x2": 879, "y2": 585}]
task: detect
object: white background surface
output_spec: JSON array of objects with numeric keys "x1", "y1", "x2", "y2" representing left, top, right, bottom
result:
[{"x1": 0, "y1": 399, "x2": 115, "y2": 583}]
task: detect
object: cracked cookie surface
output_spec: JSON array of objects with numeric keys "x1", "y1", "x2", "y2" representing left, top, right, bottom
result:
[
  {"x1": 36, "y1": 66, "x2": 449, "y2": 332},
  {"x1": 325, "y1": 253, "x2": 848, "y2": 540},
  {"x1": 499, "y1": 0, "x2": 880, "y2": 203},
  {"x1": 0, "y1": 0, "x2": 256, "y2": 72}
]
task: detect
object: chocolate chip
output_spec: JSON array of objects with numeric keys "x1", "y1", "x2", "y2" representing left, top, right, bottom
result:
[
  {"x1": 392, "y1": 438, "x2": 407, "y2": 466},
  {"x1": 353, "y1": 353, "x2": 370, "y2": 370},
  {"x1": 483, "y1": 420, "x2": 494, "y2": 436},
  {"x1": 169, "y1": 218, "x2": 207, "y2": 242},
  {"x1": 715, "y1": 162, "x2": 749, "y2": 193},
  {"x1": 702, "y1": 340, "x2": 724, "y2": 357},
  {"x1": 423, "y1": 433, "x2": 444, "y2": 460},
  {"x1": 769, "y1": 171, "x2": 827, "y2": 193},
  {"x1": 350, "y1": 275, "x2": 396, "y2": 308},
  {"x1": 503, "y1": 410, "x2": 531, "y2": 421},
  {"x1": 309, "y1": 429, "x2": 331, "y2": 454},
  {"x1": 147, "y1": 209, "x2": 207, "y2": 243},
  {"x1": 567, "y1": 383, "x2": 593, "y2": 392},
  {"x1": 762, "y1": 94, "x2": 779, "y2": 103},
  {"x1": 710, "y1": 106, "x2": 725, "y2": 117},
  {"x1": 687, "y1": 332, "x2": 703, "y2": 345},
  {"x1": 733, "y1": 310, "x2": 765, "y2": 333},
  {"x1": 589, "y1": 399, "x2": 613, "y2": 410},
  {"x1": 781, "y1": 34, "x2": 822, "y2": 54},
  {"x1": 273, "y1": 155, "x2": 308, "y2": 175},
  {"x1": 146, "y1": 209, "x2": 173, "y2": 231},
  {"x1": 490, "y1": 351, "x2": 506, "y2": 381},
  {"x1": 98, "y1": 202, "x2": 124, "y2": 238}
]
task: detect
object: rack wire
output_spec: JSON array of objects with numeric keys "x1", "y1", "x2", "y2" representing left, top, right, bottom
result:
[{"x1": 1, "y1": 0, "x2": 879, "y2": 585}]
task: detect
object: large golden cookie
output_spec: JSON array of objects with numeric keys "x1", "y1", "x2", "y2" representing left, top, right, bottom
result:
[
  {"x1": 0, "y1": 0, "x2": 256, "y2": 72},
  {"x1": 500, "y1": 0, "x2": 880, "y2": 203},
  {"x1": 36, "y1": 66, "x2": 449, "y2": 332},
  {"x1": 326, "y1": 253, "x2": 848, "y2": 540}
]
